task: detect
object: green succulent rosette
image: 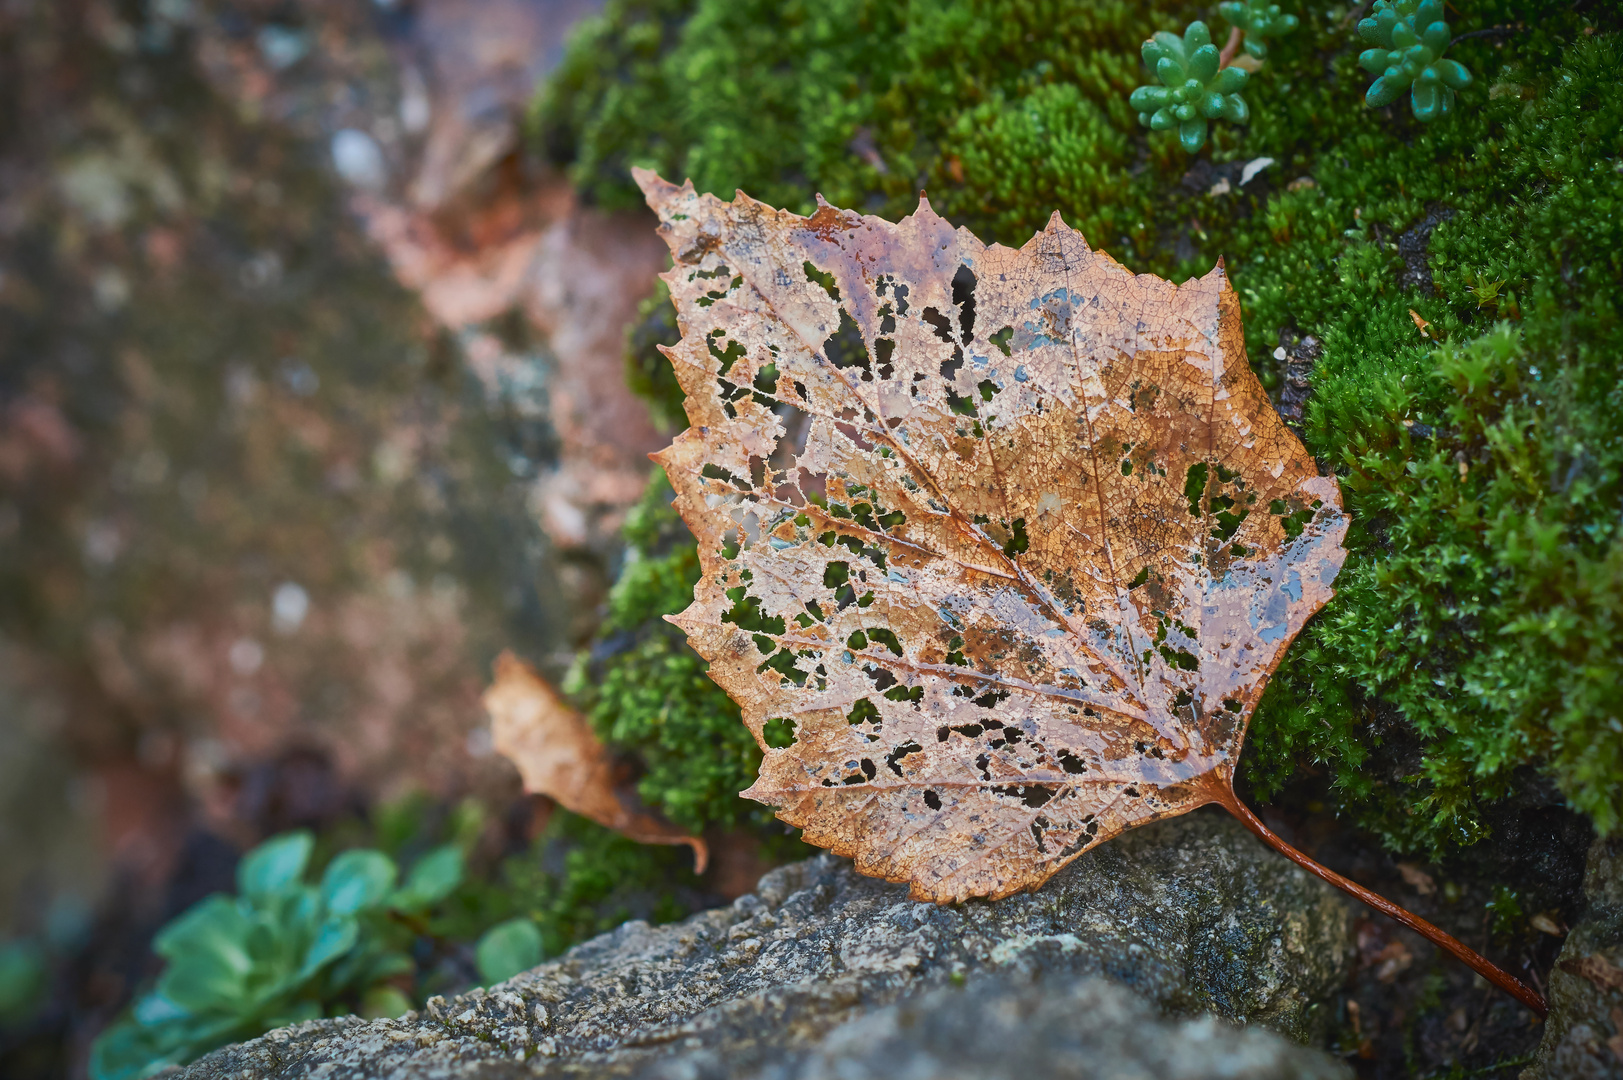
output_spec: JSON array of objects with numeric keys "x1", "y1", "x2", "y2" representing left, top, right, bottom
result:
[
  {"x1": 1358, "y1": 0, "x2": 1472, "y2": 121},
  {"x1": 1217, "y1": 0, "x2": 1299, "y2": 60},
  {"x1": 1130, "y1": 21, "x2": 1249, "y2": 154}
]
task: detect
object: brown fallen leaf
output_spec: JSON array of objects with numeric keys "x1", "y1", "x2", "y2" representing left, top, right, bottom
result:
[
  {"x1": 484, "y1": 650, "x2": 708, "y2": 871},
  {"x1": 1372, "y1": 940, "x2": 1414, "y2": 982},
  {"x1": 1396, "y1": 862, "x2": 1437, "y2": 895},
  {"x1": 1560, "y1": 953, "x2": 1623, "y2": 994},
  {"x1": 636, "y1": 169, "x2": 1545, "y2": 1017},
  {"x1": 1530, "y1": 912, "x2": 1566, "y2": 937}
]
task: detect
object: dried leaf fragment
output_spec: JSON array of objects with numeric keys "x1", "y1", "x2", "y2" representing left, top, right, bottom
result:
[
  {"x1": 485, "y1": 650, "x2": 708, "y2": 871},
  {"x1": 639, "y1": 169, "x2": 1348, "y2": 903},
  {"x1": 1560, "y1": 953, "x2": 1623, "y2": 994}
]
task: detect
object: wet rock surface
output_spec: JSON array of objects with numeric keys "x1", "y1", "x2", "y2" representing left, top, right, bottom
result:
[
  {"x1": 1524, "y1": 834, "x2": 1623, "y2": 1079},
  {"x1": 180, "y1": 811, "x2": 1354, "y2": 1079}
]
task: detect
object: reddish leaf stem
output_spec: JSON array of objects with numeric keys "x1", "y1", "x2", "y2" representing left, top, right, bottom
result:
[
  {"x1": 1213, "y1": 786, "x2": 1548, "y2": 1018},
  {"x1": 1218, "y1": 25, "x2": 1245, "y2": 68}
]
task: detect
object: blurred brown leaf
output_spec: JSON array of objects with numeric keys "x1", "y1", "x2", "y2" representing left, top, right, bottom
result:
[
  {"x1": 637, "y1": 170, "x2": 1348, "y2": 903},
  {"x1": 484, "y1": 651, "x2": 707, "y2": 872}
]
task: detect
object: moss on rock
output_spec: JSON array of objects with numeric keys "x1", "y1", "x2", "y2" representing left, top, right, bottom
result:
[{"x1": 542, "y1": 0, "x2": 1623, "y2": 858}]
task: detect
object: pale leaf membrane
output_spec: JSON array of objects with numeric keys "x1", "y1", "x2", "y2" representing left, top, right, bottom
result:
[{"x1": 638, "y1": 169, "x2": 1347, "y2": 903}]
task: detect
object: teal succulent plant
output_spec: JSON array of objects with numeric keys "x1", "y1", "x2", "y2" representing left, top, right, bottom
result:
[
  {"x1": 88, "y1": 833, "x2": 465, "y2": 1080},
  {"x1": 1218, "y1": 0, "x2": 1300, "y2": 60},
  {"x1": 1357, "y1": 0, "x2": 1472, "y2": 121},
  {"x1": 1130, "y1": 21, "x2": 1249, "y2": 153}
]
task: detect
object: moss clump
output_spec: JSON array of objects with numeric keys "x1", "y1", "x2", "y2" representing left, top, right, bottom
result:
[
  {"x1": 563, "y1": 474, "x2": 781, "y2": 835},
  {"x1": 543, "y1": 0, "x2": 1623, "y2": 857}
]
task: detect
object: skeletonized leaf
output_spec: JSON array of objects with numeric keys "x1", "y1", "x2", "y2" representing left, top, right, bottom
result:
[
  {"x1": 485, "y1": 651, "x2": 708, "y2": 871},
  {"x1": 639, "y1": 169, "x2": 1347, "y2": 903}
]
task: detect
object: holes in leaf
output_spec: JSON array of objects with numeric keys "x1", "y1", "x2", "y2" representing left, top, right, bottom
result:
[
  {"x1": 989, "y1": 326, "x2": 1014, "y2": 356},
  {"x1": 1184, "y1": 462, "x2": 1209, "y2": 518},
  {"x1": 1002, "y1": 517, "x2": 1028, "y2": 557},
  {"x1": 721, "y1": 592, "x2": 786, "y2": 653},
  {"x1": 946, "y1": 387, "x2": 979, "y2": 417},
  {"x1": 922, "y1": 306, "x2": 955, "y2": 345},
  {"x1": 759, "y1": 648, "x2": 809, "y2": 685},
  {"x1": 708, "y1": 329, "x2": 745, "y2": 376},
  {"x1": 875, "y1": 338, "x2": 896, "y2": 379},
  {"x1": 1270, "y1": 499, "x2": 1316, "y2": 540},
  {"x1": 752, "y1": 362, "x2": 779, "y2": 405},
  {"x1": 826, "y1": 310, "x2": 872, "y2": 380},
  {"x1": 993, "y1": 784, "x2": 1053, "y2": 808},
  {"x1": 885, "y1": 741, "x2": 922, "y2": 776},
  {"x1": 884, "y1": 684, "x2": 923, "y2": 704},
  {"x1": 1128, "y1": 566, "x2": 1150, "y2": 589},
  {"x1": 865, "y1": 627, "x2": 903, "y2": 655},
  {"x1": 702, "y1": 462, "x2": 743, "y2": 488},
  {"x1": 803, "y1": 261, "x2": 840, "y2": 301},
  {"x1": 944, "y1": 635, "x2": 968, "y2": 666},
  {"x1": 763, "y1": 717, "x2": 797, "y2": 748},
  {"x1": 977, "y1": 378, "x2": 1000, "y2": 403},
  {"x1": 847, "y1": 697, "x2": 880, "y2": 725},
  {"x1": 923, "y1": 789, "x2": 941, "y2": 810},
  {"x1": 865, "y1": 665, "x2": 897, "y2": 692},
  {"x1": 1158, "y1": 645, "x2": 1199, "y2": 671},
  {"x1": 1057, "y1": 749, "x2": 1087, "y2": 774},
  {"x1": 940, "y1": 346, "x2": 964, "y2": 382},
  {"x1": 952, "y1": 265, "x2": 977, "y2": 343}
]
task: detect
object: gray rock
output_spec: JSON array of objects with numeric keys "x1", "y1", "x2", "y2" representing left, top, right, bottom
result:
[
  {"x1": 180, "y1": 811, "x2": 1354, "y2": 1080},
  {"x1": 1524, "y1": 835, "x2": 1623, "y2": 1080},
  {"x1": 753, "y1": 971, "x2": 1349, "y2": 1080}
]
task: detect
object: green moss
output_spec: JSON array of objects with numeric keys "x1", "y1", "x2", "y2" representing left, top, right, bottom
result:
[
  {"x1": 563, "y1": 474, "x2": 784, "y2": 835},
  {"x1": 544, "y1": 0, "x2": 1623, "y2": 857}
]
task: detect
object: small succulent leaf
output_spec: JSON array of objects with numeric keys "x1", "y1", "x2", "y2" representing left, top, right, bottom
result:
[
  {"x1": 131, "y1": 992, "x2": 196, "y2": 1029},
  {"x1": 1422, "y1": 20, "x2": 1450, "y2": 51},
  {"x1": 1220, "y1": 94, "x2": 1250, "y2": 124},
  {"x1": 476, "y1": 918, "x2": 543, "y2": 985},
  {"x1": 1129, "y1": 86, "x2": 1167, "y2": 111},
  {"x1": 1212, "y1": 67, "x2": 1248, "y2": 94},
  {"x1": 1155, "y1": 56, "x2": 1185, "y2": 87},
  {"x1": 1359, "y1": 48, "x2": 1391, "y2": 74},
  {"x1": 1416, "y1": 0, "x2": 1445, "y2": 27},
  {"x1": 236, "y1": 832, "x2": 313, "y2": 899},
  {"x1": 297, "y1": 916, "x2": 359, "y2": 979},
  {"x1": 1435, "y1": 59, "x2": 1472, "y2": 90},
  {"x1": 1367, "y1": 73, "x2": 1403, "y2": 108},
  {"x1": 391, "y1": 844, "x2": 464, "y2": 911},
  {"x1": 1184, "y1": 20, "x2": 1212, "y2": 50},
  {"x1": 1178, "y1": 116, "x2": 1209, "y2": 152},
  {"x1": 152, "y1": 896, "x2": 253, "y2": 973},
  {"x1": 637, "y1": 171, "x2": 1348, "y2": 903},
  {"x1": 1149, "y1": 107, "x2": 1178, "y2": 131},
  {"x1": 319, "y1": 850, "x2": 398, "y2": 916},
  {"x1": 1189, "y1": 43, "x2": 1220, "y2": 84},
  {"x1": 1413, "y1": 81, "x2": 1454, "y2": 121}
]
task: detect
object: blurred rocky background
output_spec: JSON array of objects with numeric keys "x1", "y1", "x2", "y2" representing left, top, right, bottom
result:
[{"x1": 0, "y1": 0, "x2": 674, "y2": 1073}]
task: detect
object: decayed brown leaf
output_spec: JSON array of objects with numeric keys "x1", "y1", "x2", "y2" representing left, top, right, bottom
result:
[
  {"x1": 638, "y1": 167, "x2": 1346, "y2": 902},
  {"x1": 635, "y1": 170, "x2": 1549, "y2": 1017},
  {"x1": 485, "y1": 650, "x2": 708, "y2": 871}
]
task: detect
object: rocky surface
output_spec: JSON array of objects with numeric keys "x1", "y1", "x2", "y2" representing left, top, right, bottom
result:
[
  {"x1": 180, "y1": 811, "x2": 1354, "y2": 1079},
  {"x1": 1524, "y1": 833, "x2": 1623, "y2": 1079},
  {"x1": 752, "y1": 972, "x2": 1349, "y2": 1080}
]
